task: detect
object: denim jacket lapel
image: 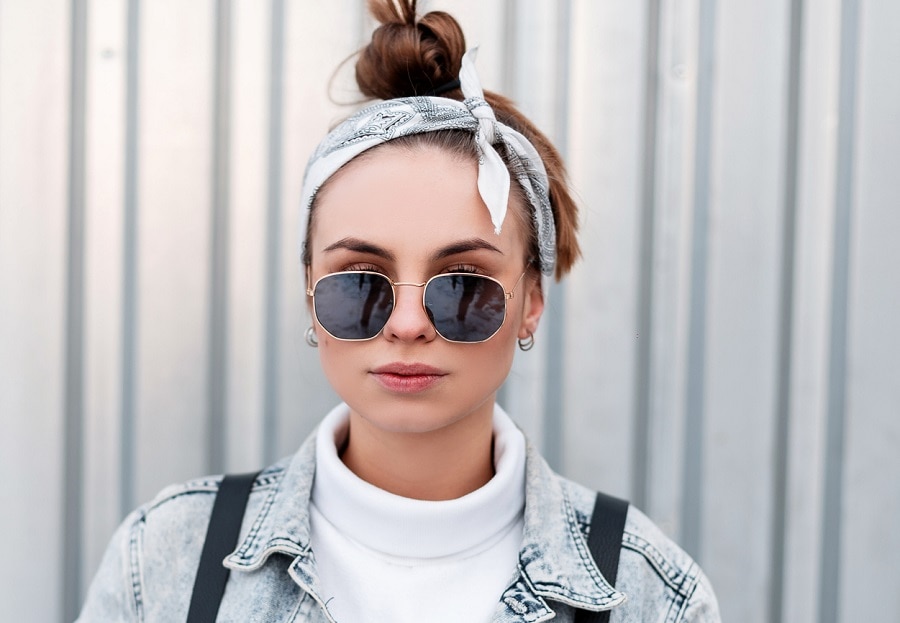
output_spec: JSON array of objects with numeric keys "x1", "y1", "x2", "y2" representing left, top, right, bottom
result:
[{"x1": 496, "y1": 441, "x2": 626, "y2": 621}]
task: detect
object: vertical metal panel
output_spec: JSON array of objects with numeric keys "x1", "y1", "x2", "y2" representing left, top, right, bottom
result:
[
  {"x1": 225, "y1": 0, "x2": 269, "y2": 472},
  {"x1": 207, "y1": 0, "x2": 232, "y2": 475},
  {"x1": 499, "y1": 0, "x2": 516, "y2": 97},
  {"x1": 681, "y1": 0, "x2": 715, "y2": 560},
  {"x1": 782, "y1": 0, "x2": 841, "y2": 620},
  {"x1": 262, "y1": 0, "x2": 284, "y2": 465},
  {"x1": 700, "y1": 1, "x2": 790, "y2": 619},
  {"x1": 837, "y1": 0, "x2": 900, "y2": 620},
  {"x1": 0, "y1": 2, "x2": 70, "y2": 620},
  {"x1": 770, "y1": 1, "x2": 806, "y2": 620},
  {"x1": 120, "y1": 0, "x2": 141, "y2": 516},
  {"x1": 644, "y1": 0, "x2": 698, "y2": 537},
  {"x1": 63, "y1": 0, "x2": 88, "y2": 618},
  {"x1": 133, "y1": 0, "x2": 216, "y2": 503},
  {"x1": 632, "y1": 0, "x2": 662, "y2": 511},
  {"x1": 563, "y1": 0, "x2": 646, "y2": 498},
  {"x1": 818, "y1": 0, "x2": 860, "y2": 621},
  {"x1": 82, "y1": 0, "x2": 128, "y2": 598}
]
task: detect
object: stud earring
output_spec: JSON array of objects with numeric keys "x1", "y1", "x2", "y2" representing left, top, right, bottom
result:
[
  {"x1": 305, "y1": 326, "x2": 319, "y2": 348},
  {"x1": 517, "y1": 330, "x2": 535, "y2": 351}
]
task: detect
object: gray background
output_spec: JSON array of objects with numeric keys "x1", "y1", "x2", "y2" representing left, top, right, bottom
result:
[{"x1": 1, "y1": 0, "x2": 898, "y2": 621}]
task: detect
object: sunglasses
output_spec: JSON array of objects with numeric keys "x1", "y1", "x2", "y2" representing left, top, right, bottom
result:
[{"x1": 307, "y1": 269, "x2": 528, "y2": 343}]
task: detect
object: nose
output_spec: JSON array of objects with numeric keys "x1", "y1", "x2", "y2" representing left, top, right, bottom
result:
[{"x1": 382, "y1": 282, "x2": 437, "y2": 343}]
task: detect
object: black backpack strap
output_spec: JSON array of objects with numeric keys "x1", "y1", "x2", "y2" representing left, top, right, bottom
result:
[
  {"x1": 186, "y1": 471, "x2": 259, "y2": 623},
  {"x1": 575, "y1": 491, "x2": 630, "y2": 623}
]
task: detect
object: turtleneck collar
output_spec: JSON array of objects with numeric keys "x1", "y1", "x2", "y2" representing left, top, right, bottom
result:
[{"x1": 310, "y1": 403, "x2": 526, "y2": 559}]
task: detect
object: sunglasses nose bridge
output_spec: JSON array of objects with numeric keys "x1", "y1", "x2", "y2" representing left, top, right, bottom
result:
[
  {"x1": 382, "y1": 279, "x2": 437, "y2": 340},
  {"x1": 391, "y1": 280, "x2": 430, "y2": 316}
]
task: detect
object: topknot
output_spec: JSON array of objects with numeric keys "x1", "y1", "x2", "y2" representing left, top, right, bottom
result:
[{"x1": 357, "y1": 0, "x2": 466, "y2": 99}]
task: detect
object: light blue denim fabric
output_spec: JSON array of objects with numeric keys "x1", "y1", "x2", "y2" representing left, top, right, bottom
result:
[{"x1": 77, "y1": 427, "x2": 720, "y2": 622}]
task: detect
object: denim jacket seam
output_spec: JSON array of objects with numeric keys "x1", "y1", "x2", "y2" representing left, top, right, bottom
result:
[
  {"x1": 508, "y1": 571, "x2": 555, "y2": 621},
  {"x1": 232, "y1": 479, "x2": 282, "y2": 558},
  {"x1": 141, "y1": 470, "x2": 282, "y2": 517},
  {"x1": 227, "y1": 538, "x2": 310, "y2": 572},
  {"x1": 671, "y1": 560, "x2": 703, "y2": 622},
  {"x1": 127, "y1": 511, "x2": 146, "y2": 623},
  {"x1": 557, "y1": 488, "x2": 619, "y2": 607},
  {"x1": 284, "y1": 591, "x2": 308, "y2": 623},
  {"x1": 622, "y1": 531, "x2": 695, "y2": 596},
  {"x1": 515, "y1": 487, "x2": 625, "y2": 614},
  {"x1": 563, "y1": 488, "x2": 598, "y2": 582}
]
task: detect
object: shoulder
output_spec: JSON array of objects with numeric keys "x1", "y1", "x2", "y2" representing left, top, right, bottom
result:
[
  {"x1": 133, "y1": 462, "x2": 287, "y2": 539},
  {"x1": 78, "y1": 462, "x2": 289, "y2": 622},
  {"x1": 558, "y1": 476, "x2": 721, "y2": 622},
  {"x1": 143, "y1": 463, "x2": 287, "y2": 514},
  {"x1": 129, "y1": 463, "x2": 290, "y2": 571}
]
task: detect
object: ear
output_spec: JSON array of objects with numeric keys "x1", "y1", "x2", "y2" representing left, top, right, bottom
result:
[{"x1": 518, "y1": 277, "x2": 545, "y2": 339}]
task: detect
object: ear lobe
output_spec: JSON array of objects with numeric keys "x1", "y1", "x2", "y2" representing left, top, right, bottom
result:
[{"x1": 520, "y1": 278, "x2": 545, "y2": 337}]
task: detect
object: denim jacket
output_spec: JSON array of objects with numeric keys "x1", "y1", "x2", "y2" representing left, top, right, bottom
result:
[{"x1": 77, "y1": 426, "x2": 720, "y2": 622}]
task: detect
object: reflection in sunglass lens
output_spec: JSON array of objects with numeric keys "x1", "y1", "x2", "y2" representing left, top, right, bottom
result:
[
  {"x1": 313, "y1": 272, "x2": 394, "y2": 340},
  {"x1": 425, "y1": 274, "x2": 506, "y2": 342}
]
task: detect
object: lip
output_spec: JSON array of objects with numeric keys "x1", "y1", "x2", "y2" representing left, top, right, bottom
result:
[{"x1": 370, "y1": 362, "x2": 447, "y2": 393}]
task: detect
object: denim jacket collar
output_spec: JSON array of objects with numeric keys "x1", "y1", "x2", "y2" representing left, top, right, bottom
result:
[{"x1": 223, "y1": 424, "x2": 626, "y2": 619}]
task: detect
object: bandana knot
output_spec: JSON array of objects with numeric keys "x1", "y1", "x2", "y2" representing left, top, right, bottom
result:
[{"x1": 464, "y1": 96, "x2": 497, "y2": 145}]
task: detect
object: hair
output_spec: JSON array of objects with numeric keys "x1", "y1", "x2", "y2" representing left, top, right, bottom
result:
[{"x1": 303, "y1": 0, "x2": 581, "y2": 281}]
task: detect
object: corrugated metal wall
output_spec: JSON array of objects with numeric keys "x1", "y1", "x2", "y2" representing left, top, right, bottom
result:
[{"x1": 1, "y1": 1, "x2": 898, "y2": 621}]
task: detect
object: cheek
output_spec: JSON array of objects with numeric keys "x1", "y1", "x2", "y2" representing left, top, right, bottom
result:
[
  {"x1": 316, "y1": 336, "x2": 355, "y2": 385},
  {"x1": 472, "y1": 314, "x2": 519, "y2": 374}
]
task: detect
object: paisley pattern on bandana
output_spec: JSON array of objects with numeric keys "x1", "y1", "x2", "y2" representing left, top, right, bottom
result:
[{"x1": 300, "y1": 49, "x2": 557, "y2": 276}]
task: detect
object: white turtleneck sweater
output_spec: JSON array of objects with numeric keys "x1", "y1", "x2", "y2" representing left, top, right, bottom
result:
[{"x1": 309, "y1": 403, "x2": 527, "y2": 623}]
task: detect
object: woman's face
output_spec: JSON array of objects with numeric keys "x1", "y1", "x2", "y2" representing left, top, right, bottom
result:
[{"x1": 308, "y1": 145, "x2": 544, "y2": 436}]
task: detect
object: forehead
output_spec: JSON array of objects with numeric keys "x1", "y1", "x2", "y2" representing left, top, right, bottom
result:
[{"x1": 311, "y1": 146, "x2": 526, "y2": 263}]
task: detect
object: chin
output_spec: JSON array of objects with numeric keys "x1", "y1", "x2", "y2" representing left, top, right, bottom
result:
[{"x1": 347, "y1": 393, "x2": 494, "y2": 436}]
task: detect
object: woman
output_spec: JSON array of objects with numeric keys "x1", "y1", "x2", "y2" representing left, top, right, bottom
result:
[{"x1": 78, "y1": 1, "x2": 720, "y2": 621}]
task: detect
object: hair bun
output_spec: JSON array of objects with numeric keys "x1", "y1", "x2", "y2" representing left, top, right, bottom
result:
[{"x1": 357, "y1": 0, "x2": 466, "y2": 100}]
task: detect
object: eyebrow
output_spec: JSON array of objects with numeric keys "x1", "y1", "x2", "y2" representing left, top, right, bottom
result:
[
  {"x1": 323, "y1": 237, "x2": 396, "y2": 261},
  {"x1": 430, "y1": 238, "x2": 504, "y2": 260},
  {"x1": 321, "y1": 236, "x2": 504, "y2": 262}
]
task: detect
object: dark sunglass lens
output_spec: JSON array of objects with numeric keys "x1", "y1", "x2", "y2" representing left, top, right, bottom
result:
[
  {"x1": 424, "y1": 274, "x2": 506, "y2": 342},
  {"x1": 314, "y1": 273, "x2": 393, "y2": 339}
]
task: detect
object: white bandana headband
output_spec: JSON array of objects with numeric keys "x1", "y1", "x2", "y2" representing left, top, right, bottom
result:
[{"x1": 300, "y1": 48, "x2": 557, "y2": 276}]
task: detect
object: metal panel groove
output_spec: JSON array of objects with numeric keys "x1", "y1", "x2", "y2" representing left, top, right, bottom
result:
[
  {"x1": 818, "y1": 0, "x2": 860, "y2": 621},
  {"x1": 208, "y1": 0, "x2": 232, "y2": 474},
  {"x1": 540, "y1": 0, "x2": 573, "y2": 472},
  {"x1": 263, "y1": 0, "x2": 285, "y2": 465},
  {"x1": 120, "y1": 0, "x2": 141, "y2": 518},
  {"x1": 770, "y1": 1, "x2": 806, "y2": 620},
  {"x1": 681, "y1": 0, "x2": 716, "y2": 561},
  {"x1": 63, "y1": 0, "x2": 88, "y2": 619},
  {"x1": 632, "y1": 0, "x2": 661, "y2": 511}
]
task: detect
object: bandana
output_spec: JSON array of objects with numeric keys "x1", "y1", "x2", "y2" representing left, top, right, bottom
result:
[{"x1": 300, "y1": 48, "x2": 556, "y2": 276}]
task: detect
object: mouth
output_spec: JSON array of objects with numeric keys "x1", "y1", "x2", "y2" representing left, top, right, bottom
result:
[{"x1": 370, "y1": 362, "x2": 447, "y2": 393}]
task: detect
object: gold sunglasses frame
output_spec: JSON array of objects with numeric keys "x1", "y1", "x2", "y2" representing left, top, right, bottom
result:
[{"x1": 306, "y1": 268, "x2": 528, "y2": 344}]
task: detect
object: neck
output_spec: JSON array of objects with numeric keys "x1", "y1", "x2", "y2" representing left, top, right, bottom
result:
[{"x1": 340, "y1": 404, "x2": 495, "y2": 500}]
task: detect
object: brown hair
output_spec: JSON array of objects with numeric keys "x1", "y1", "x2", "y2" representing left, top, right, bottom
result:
[{"x1": 304, "y1": 0, "x2": 581, "y2": 280}]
